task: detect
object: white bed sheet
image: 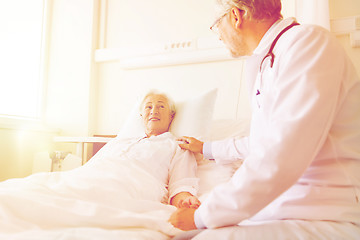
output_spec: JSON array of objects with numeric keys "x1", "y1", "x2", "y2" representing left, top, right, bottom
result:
[
  {"x1": 0, "y1": 166, "x2": 181, "y2": 240},
  {"x1": 0, "y1": 135, "x2": 196, "y2": 240},
  {"x1": 172, "y1": 220, "x2": 360, "y2": 240},
  {"x1": 0, "y1": 119, "x2": 247, "y2": 240}
]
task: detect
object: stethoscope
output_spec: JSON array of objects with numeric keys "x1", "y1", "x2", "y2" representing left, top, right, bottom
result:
[
  {"x1": 256, "y1": 22, "x2": 299, "y2": 107},
  {"x1": 259, "y1": 22, "x2": 300, "y2": 73}
]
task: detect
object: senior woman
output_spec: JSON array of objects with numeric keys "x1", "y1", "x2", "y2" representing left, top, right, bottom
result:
[
  {"x1": 137, "y1": 90, "x2": 201, "y2": 208},
  {"x1": 0, "y1": 90, "x2": 200, "y2": 235}
]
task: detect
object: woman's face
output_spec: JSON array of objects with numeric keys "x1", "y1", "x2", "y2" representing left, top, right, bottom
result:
[{"x1": 141, "y1": 94, "x2": 174, "y2": 137}]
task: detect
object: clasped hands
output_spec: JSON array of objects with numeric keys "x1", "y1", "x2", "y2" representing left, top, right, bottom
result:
[{"x1": 169, "y1": 193, "x2": 200, "y2": 231}]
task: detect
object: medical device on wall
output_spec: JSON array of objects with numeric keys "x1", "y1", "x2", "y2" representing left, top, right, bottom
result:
[
  {"x1": 94, "y1": 36, "x2": 242, "y2": 69},
  {"x1": 94, "y1": 15, "x2": 360, "y2": 69},
  {"x1": 331, "y1": 15, "x2": 360, "y2": 47}
]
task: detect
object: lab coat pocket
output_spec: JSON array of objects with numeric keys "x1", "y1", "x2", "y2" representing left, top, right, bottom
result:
[
  {"x1": 255, "y1": 89, "x2": 262, "y2": 109},
  {"x1": 255, "y1": 67, "x2": 276, "y2": 109}
]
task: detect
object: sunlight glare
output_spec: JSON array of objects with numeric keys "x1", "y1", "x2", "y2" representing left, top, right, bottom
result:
[{"x1": 0, "y1": 0, "x2": 44, "y2": 119}]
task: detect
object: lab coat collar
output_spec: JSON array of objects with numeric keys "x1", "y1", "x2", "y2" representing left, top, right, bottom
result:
[{"x1": 253, "y1": 17, "x2": 297, "y2": 55}]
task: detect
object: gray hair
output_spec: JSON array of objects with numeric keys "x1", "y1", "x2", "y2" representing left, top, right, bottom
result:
[
  {"x1": 139, "y1": 90, "x2": 176, "y2": 117},
  {"x1": 216, "y1": 0, "x2": 282, "y2": 21}
]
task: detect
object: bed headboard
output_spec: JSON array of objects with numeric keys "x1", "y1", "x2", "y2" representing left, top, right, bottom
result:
[
  {"x1": 96, "y1": 58, "x2": 251, "y2": 135},
  {"x1": 92, "y1": 135, "x2": 116, "y2": 156}
]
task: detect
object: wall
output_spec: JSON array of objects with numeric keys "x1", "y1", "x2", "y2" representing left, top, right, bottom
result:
[
  {"x1": 329, "y1": 0, "x2": 360, "y2": 76},
  {"x1": 94, "y1": 0, "x2": 360, "y2": 135},
  {"x1": 45, "y1": 0, "x2": 98, "y2": 137},
  {"x1": 0, "y1": 128, "x2": 55, "y2": 181},
  {"x1": 43, "y1": 0, "x2": 101, "y2": 165}
]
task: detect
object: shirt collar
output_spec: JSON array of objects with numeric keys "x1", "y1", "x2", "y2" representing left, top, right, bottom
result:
[{"x1": 138, "y1": 131, "x2": 172, "y2": 141}]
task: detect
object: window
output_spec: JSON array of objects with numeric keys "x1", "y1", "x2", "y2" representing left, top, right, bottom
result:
[{"x1": 0, "y1": 0, "x2": 46, "y2": 121}]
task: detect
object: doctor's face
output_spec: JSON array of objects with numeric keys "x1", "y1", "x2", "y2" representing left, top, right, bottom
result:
[
  {"x1": 141, "y1": 94, "x2": 174, "y2": 137},
  {"x1": 214, "y1": 9, "x2": 252, "y2": 57}
]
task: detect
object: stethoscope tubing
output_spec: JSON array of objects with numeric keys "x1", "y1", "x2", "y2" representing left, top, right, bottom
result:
[{"x1": 259, "y1": 22, "x2": 300, "y2": 73}]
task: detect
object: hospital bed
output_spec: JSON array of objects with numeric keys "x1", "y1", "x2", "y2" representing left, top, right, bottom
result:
[
  {"x1": 0, "y1": 87, "x2": 251, "y2": 240},
  {"x1": 2, "y1": 86, "x2": 359, "y2": 239}
]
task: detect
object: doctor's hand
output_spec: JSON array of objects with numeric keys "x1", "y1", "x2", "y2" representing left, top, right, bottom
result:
[
  {"x1": 177, "y1": 136, "x2": 203, "y2": 154},
  {"x1": 169, "y1": 208, "x2": 197, "y2": 231}
]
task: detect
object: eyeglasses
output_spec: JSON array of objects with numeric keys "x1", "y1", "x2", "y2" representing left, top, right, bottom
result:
[{"x1": 210, "y1": 12, "x2": 228, "y2": 35}]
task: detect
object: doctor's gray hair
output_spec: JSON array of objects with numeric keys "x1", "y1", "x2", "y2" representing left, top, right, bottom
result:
[
  {"x1": 216, "y1": 0, "x2": 282, "y2": 21},
  {"x1": 139, "y1": 90, "x2": 176, "y2": 117}
]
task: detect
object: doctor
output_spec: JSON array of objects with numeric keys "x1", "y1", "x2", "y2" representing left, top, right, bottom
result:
[{"x1": 169, "y1": 0, "x2": 360, "y2": 237}]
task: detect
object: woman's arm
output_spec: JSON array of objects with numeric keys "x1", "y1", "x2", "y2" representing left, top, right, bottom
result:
[{"x1": 168, "y1": 145, "x2": 199, "y2": 206}]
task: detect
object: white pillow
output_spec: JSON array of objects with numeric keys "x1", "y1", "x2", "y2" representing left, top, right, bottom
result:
[
  {"x1": 196, "y1": 119, "x2": 249, "y2": 200},
  {"x1": 197, "y1": 158, "x2": 243, "y2": 201},
  {"x1": 117, "y1": 88, "x2": 218, "y2": 139},
  {"x1": 207, "y1": 118, "x2": 251, "y2": 141}
]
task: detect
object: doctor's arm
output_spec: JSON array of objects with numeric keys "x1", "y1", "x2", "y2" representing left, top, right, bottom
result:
[{"x1": 178, "y1": 136, "x2": 250, "y2": 164}]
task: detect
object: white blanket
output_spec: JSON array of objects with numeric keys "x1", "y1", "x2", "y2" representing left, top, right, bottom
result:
[{"x1": 0, "y1": 133, "x2": 198, "y2": 240}]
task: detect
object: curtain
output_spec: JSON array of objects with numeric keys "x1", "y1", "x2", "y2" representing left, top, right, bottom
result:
[{"x1": 295, "y1": 0, "x2": 330, "y2": 30}]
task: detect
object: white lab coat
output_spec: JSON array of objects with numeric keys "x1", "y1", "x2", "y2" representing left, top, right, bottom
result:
[{"x1": 196, "y1": 18, "x2": 360, "y2": 229}]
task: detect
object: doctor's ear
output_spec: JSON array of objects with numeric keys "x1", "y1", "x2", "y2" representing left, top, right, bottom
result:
[{"x1": 231, "y1": 7, "x2": 245, "y2": 28}]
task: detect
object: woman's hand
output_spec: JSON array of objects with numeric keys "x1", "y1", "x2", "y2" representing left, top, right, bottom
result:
[
  {"x1": 177, "y1": 195, "x2": 201, "y2": 209},
  {"x1": 171, "y1": 192, "x2": 201, "y2": 209},
  {"x1": 177, "y1": 136, "x2": 204, "y2": 154}
]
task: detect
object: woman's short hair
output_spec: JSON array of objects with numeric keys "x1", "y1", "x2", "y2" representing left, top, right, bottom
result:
[
  {"x1": 139, "y1": 90, "x2": 176, "y2": 117},
  {"x1": 216, "y1": 0, "x2": 282, "y2": 21}
]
